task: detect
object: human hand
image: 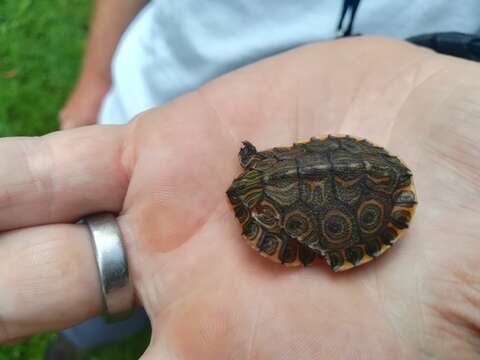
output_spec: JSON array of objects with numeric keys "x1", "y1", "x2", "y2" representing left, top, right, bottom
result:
[
  {"x1": 58, "y1": 73, "x2": 110, "y2": 129},
  {"x1": 1, "y1": 37, "x2": 479, "y2": 359}
]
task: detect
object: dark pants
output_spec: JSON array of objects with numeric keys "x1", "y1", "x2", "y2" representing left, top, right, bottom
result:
[{"x1": 62, "y1": 307, "x2": 150, "y2": 350}]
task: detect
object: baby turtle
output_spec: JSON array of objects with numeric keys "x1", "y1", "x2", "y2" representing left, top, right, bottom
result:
[{"x1": 226, "y1": 135, "x2": 417, "y2": 271}]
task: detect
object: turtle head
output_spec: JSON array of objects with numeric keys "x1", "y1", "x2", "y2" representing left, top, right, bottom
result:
[{"x1": 239, "y1": 141, "x2": 258, "y2": 168}]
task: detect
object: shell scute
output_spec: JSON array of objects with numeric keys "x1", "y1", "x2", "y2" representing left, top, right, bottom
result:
[{"x1": 227, "y1": 135, "x2": 417, "y2": 271}]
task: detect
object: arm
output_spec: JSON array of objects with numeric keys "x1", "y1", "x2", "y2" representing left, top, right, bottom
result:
[{"x1": 59, "y1": 0, "x2": 149, "y2": 129}]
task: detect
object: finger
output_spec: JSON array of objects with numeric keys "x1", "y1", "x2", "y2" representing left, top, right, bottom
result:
[
  {"x1": 59, "y1": 114, "x2": 75, "y2": 130},
  {"x1": 58, "y1": 110, "x2": 77, "y2": 129},
  {"x1": 60, "y1": 119, "x2": 76, "y2": 130},
  {"x1": 0, "y1": 125, "x2": 130, "y2": 230},
  {"x1": 0, "y1": 224, "x2": 103, "y2": 342}
]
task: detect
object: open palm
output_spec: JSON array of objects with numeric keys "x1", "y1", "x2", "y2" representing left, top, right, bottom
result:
[{"x1": 1, "y1": 37, "x2": 479, "y2": 359}]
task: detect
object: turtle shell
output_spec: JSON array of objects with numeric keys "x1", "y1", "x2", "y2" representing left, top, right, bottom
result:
[{"x1": 226, "y1": 135, "x2": 417, "y2": 272}]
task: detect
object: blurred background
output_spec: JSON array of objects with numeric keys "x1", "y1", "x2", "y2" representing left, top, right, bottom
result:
[
  {"x1": 1, "y1": 0, "x2": 84, "y2": 136},
  {"x1": 0, "y1": 1, "x2": 149, "y2": 358}
]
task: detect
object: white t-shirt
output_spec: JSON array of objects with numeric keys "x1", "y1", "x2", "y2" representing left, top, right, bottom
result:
[{"x1": 99, "y1": 0, "x2": 480, "y2": 124}]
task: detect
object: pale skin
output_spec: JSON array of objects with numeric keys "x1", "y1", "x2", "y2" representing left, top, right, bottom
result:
[
  {"x1": 1, "y1": 37, "x2": 480, "y2": 359},
  {"x1": 59, "y1": 0, "x2": 149, "y2": 129}
]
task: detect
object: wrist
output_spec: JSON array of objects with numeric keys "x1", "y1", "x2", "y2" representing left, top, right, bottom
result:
[{"x1": 78, "y1": 66, "x2": 112, "y2": 89}]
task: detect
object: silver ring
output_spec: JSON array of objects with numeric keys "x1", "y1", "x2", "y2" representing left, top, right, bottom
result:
[{"x1": 84, "y1": 213, "x2": 134, "y2": 321}]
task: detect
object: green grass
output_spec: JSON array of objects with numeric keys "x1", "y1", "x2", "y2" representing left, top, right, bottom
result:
[
  {"x1": 0, "y1": 329, "x2": 151, "y2": 360},
  {"x1": 0, "y1": 0, "x2": 89, "y2": 135},
  {"x1": 0, "y1": 1, "x2": 150, "y2": 358},
  {"x1": 0, "y1": 334, "x2": 57, "y2": 360}
]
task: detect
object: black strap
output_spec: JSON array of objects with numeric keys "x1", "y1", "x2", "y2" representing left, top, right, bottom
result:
[
  {"x1": 407, "y1": 32, "x2": 480, "y2": 62},
  {"x1": 335, "y1": 2, "x2": 480, "y2": 63},
  {"x1": 337, "y1": 0, "x2": 362, "y2": 37}
]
